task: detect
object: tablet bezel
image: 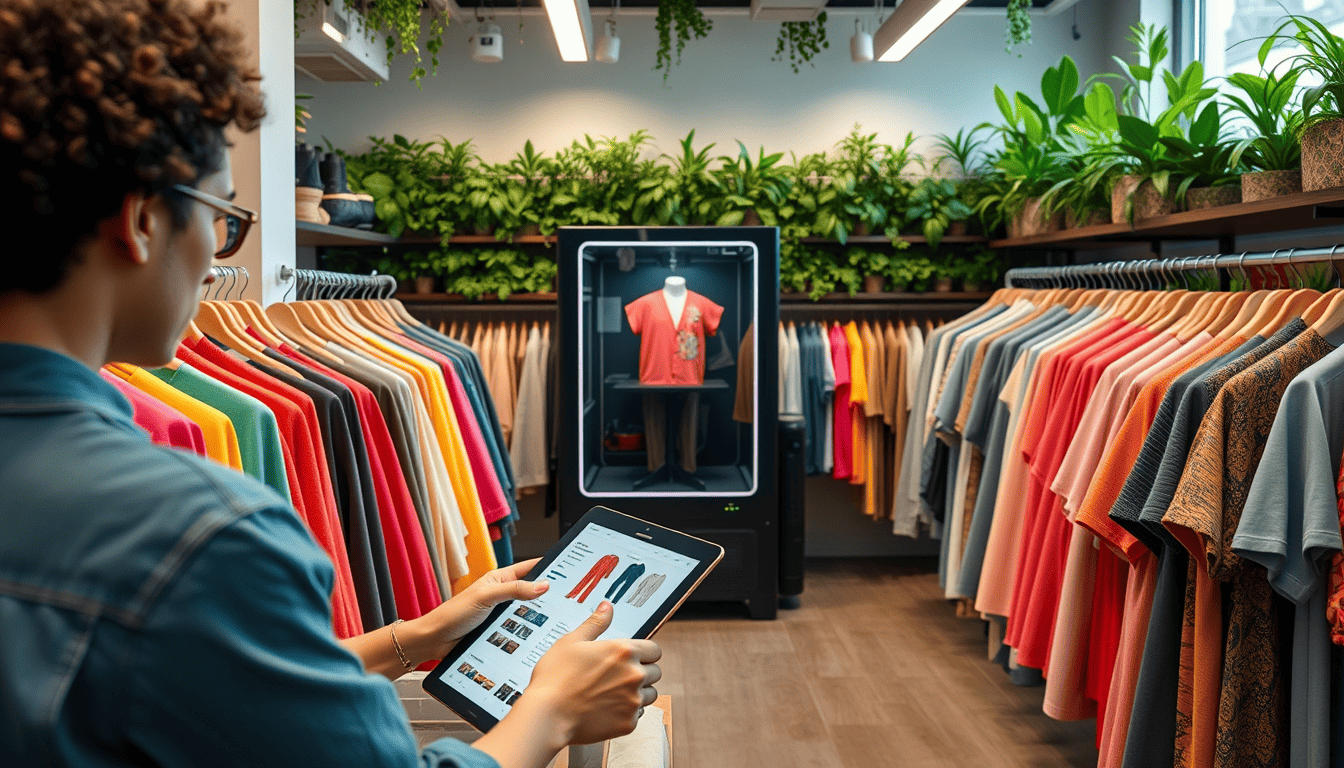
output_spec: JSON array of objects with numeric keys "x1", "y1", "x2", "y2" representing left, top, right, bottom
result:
[{"x1": 421, "y1": 505, "x2": 724, "y2": 732}]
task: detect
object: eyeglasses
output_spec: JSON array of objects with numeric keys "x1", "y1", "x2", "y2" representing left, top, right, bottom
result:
[{"x1": 170, "y1": 184, "x2": 259, "y2": 259}]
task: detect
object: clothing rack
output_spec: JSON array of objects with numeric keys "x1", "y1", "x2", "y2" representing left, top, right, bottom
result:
[
  {"x1": 1006, "y1": 244, "x2": 1344, "y2": 288},
  {"x1": 277, "y1": 267, "x2": 397, "y2": 301},
  {"x1": 208, "y1": 265, "x2": 249, "y2": 301}
]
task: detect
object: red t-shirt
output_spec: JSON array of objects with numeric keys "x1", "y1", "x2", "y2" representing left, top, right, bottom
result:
[
  {"x1": 829, "y1": 324, "x2": 853, "y2": 480},
  {"x1": 179, "y1": 338, "x2": 364, "y2": 639},
  {"x1": 272, "y1": 340, "x2": 444, "y2": 620},
  {"x1": 624, "y1": 290, "x2": 724, "y2": 385},
  {"x1": 102, "y1": 370, "x2": 207, "y2": 456}
]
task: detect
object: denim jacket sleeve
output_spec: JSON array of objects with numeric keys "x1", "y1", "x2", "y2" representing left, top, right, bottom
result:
[{"x1": 120, "y1": 503, "x2": 499, "y2": 768}]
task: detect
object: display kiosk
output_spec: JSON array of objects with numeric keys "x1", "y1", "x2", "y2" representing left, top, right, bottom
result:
[{"x1": 557, "y1": 227, "x2": 781, "y2": 619}]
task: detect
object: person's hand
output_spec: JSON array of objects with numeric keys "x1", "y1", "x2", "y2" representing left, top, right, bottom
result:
[
  {"x1": 407, "y1": 559, "x2": 548, "y2": 663},
  {"x1": 522, "y1": 600, "x2": 663, "y2": 745}
]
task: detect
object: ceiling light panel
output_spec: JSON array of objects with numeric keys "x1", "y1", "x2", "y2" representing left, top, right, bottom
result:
[{"x1": 874, "y1": 0, "x2": 970, "y2": 62}]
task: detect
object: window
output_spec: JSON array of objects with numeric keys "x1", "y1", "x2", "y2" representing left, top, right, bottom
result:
[{"x1": 1197, "y1": 0, "x2": 1344, "y2": 82}]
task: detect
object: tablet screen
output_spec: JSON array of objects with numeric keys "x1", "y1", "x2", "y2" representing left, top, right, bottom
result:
[{"x1": 439, "y1": 522, "x2": 700, "y2": 720}]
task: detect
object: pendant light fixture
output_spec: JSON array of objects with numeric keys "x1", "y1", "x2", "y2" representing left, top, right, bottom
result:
[
  {"x1": 471, "y1": 17, "x2": 504, "y2": 63},
  {"x1": 541, "y1": 0, "x2": 594, "y2": 61},
  {"x1": 851, "y1": 17, "x2": 873, "y2": 62},
  {"x1": 872, "y1": 0, "x2": 971, "y2": 62}
]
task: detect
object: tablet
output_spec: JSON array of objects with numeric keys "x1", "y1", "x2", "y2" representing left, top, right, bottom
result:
[{"x1": 422, "y1": 506, "x2": 724, "y2": 731}]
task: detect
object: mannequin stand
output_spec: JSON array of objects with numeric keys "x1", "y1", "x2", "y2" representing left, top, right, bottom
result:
[{"x1": 614, "y1": 380, "x2": 727, "y2": 491}]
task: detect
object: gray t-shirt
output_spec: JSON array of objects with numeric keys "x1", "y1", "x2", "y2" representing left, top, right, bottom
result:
[{"x1": 1235, "y1": 338, "x2": 1344, "y2": 768}]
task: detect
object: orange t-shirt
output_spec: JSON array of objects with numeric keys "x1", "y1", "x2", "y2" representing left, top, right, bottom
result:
[{"x1": 625, "y1": 290, "x2": 725, "y2": 385}]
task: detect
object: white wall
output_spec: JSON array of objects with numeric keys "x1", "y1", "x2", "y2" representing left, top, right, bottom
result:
[{"x1": 299, "y1": 1, "x2": 1135, "y2": 163}]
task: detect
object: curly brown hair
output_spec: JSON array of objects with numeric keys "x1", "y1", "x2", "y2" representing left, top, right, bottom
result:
[{"x1": 0, "y1": 0, "x2": 266, "y2": 293}]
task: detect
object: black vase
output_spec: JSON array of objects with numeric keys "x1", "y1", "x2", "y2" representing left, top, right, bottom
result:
[{"x1": 295, "y1": 143, "x2": 321, "y2": 189}]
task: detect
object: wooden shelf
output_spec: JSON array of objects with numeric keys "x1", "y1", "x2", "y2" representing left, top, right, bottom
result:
[
  {"x1": 296, "y1": 220, "x2": 397, "y2": 247},
  {"x1": 781, "y1": 291, "x2": 995, "y2": 303},
  {"x1": 800, "y1": 235, "x2": 987, "y2": 245},
  {"x1": 990, "y1": 186, "x2": 1344, "y2": 249},
  {"x1": 395, "y1": 292, "x2": 559, "y2": 304}
]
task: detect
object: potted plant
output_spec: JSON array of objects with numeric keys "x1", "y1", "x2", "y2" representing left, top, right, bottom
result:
[
  {"x1": 933, "y1": 127, "x2": 990, "y2": 235},
  {"x1": 906, "y1": 175, "x2": 974, "y2": 249},
  {"x1": 845, "y1": 247, "x2": 900, "y2": 293},
  {"x1": 654, "y1": 0, "x2": 713, "y2": 85},
  {"x1": 931, "y1": 258, "x2": 957, "y2": 293},
  {"x1": 1225, "y1": 70, "x2": 1304, "y2": 201},
  {"x1": 634, "y1": 130, "x2": 722, "y2": 225},
  {"x1": 831, "y1": 126, "x2": 888, "y2": 237},
  {"x1": 1261, "y1": 14, "x2": 1344, "y2": 192},
  {"x1": 956, "y1": 247, "x2": 1003, "y2": 292},
  {"x1": 498, "y1": 141, "x2": 553, "y2": 237},
  {"x1": 887, "y1": 253, "x2": 935, "y2": 292},
  {"x1": 1158, "y1": 102, "x2": 1245, "y2": 210},
  {"x1": 715, "y1": 141, "x2": 790, "y2": 227},
  {"x1": 1086, "y1": 25, "x2": 1219, "y2": 222},
  {"x1": 404, "y1": 250, "x2": 440, "y2": 294}
]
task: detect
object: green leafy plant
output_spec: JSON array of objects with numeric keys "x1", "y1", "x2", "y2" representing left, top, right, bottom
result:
[
  {"x1": 634, "y1": 130, "x2": 722, "y2": 225},
  {"x1": 906, "y1": 176, "x2": 973, "y2": 249},
  {"x1": 295, "y1": 93, "x2": 313, "y2": 134},
  {"x1": 714, "y1": 141, "x2": 790, "y2": 227},
  {"x1": 1261, "y1": 13, "x2": 1344, "y2": 131},
  {"x1": 654, "y1": 0, "x2": 713, "y2": 85},
  {"x1": 1158, "y1": 102, "x2": 1245, "y2": 202},
  {"x1": 887, "y1": 253, "x2": 936, "y2": 291},
  {"x1": 1224, "y1": 70, "x2": 1304, "y2": 171},
  {"x1": 294, "y1": 0, "x2": 447, "y2": 87},
  {"x1": 933, "y1": 126, "x2": 989, "y2": 177},
  {"x1": 953, "y1": 246, "x2": 1003, "y2": 289},
  {"x1": 343, "y1": 134, "x2": 479, "y2": 241},
  {"x1": 774, "y1": 13, "x2": 830, "y2": 74},
  {"x1": 1006, "y1": 0, "x2": 1031, "y2": 56}
]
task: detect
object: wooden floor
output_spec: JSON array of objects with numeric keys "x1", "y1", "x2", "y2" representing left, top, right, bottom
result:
[{"x1": 654, "y1": 559, "x2": 1100, "y2": 768}]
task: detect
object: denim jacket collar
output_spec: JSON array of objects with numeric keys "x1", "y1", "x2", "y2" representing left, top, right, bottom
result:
[{"x1": 0, "y1": 343, "x2": 139, "y2": 434}]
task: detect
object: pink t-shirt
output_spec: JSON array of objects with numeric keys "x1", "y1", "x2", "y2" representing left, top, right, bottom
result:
[
  {"x1": 829, "y1": 324, "x2": 853, "y2": 480},
  {"x1": 625, "y1": 290, "x2": 724, "y2": 385},
  {"x1": 101, "y1": 369, "x2": 207, "y2": 456}
]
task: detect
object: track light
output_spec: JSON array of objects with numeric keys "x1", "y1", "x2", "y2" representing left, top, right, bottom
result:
[
  {"x1": 873, "y1": 0, "x2": 970, "y2": 62},
  {"x1": 472, "y1": 21, "x2": 504, "y2": 63}
]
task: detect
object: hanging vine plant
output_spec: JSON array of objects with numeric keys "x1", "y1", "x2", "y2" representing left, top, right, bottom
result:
[
  {"x1": 294, "y1": 0, "x2": 448, "y2": 87},
  {"x1": 1005, "y1": 0, "x2": 1032, "y2": 56},
  {"x1": 774, "y1": 12, "x2": 829, "y2": 73},
  {"x1": 654, "y1": 0, "x2": 714, "y2": 84}
]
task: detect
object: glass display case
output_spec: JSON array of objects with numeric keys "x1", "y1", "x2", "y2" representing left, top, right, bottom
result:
[{"x1": 558, "y1": 226, "x2": 780, "y2": 619}]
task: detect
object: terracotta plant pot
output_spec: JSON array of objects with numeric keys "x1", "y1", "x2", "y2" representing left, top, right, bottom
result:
[
  {"x1": 1302, "y1": 117, "x2": 1344, "y2": 192},
  {"x1": 933, "y1": 277, "x2": 955, "y2": 293},
  {"x1": 947, "y1": 221, "x2": 969, "y2": 237},
  {"x1": 741, "y1": 209, "x2": 762, "y2": 226},
  {"x1": 472, "y1": 224, "x2": 495, "y2": 236},
  {"x1": 1017, "y1": 197, "x2": 1063, "y2": 237},
  {"x1": 1185, "y1": 186, "x2": 1242, "y2": 211},
  {"x1": 1241, "y1": 169, "x2": 1302, "y2": 202},
  {"x1": 414, "y1": 276, "x2": 436, "y2": 294},
  {"x1": 516, "y1": 223, "x2": 541, "y2": 237},
  {"x1": 862, "y1": 275, "x2": 887, "y2": 293},
  {"x1": 1132, "y1": 180, "x2": 1176, "y2": 220},
  {"x1": 1111, "y1": 175, "x2": 1142, "y2": 223},
  {"x1": 963, "y1": 282, "x2": 986, "y2": 293},
  {"x1": 1006, "y1": 214, "x2": 1023, "y2": 240},
  {"x1": 1064, "y1": 207, "x2": 1107, "y2": 229},
  {"x1": 853, "y1": 221, "x2": 872, "y2": 237}
]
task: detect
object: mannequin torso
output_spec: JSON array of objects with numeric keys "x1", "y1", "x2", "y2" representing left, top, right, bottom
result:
[{"x1": 663, "y1": 277, "x2": 687, "y2": 327}]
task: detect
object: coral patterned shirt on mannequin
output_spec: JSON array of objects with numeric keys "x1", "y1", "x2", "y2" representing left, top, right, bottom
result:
[{"x1": 625, "y1": 289, "x2": 725, "y2": 385}]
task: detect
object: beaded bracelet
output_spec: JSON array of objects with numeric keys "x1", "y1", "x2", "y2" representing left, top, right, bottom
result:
[{"x1": 389, "y1": 619, "x2": 413, "y2": 673}]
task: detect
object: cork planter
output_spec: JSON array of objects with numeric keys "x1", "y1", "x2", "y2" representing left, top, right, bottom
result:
[
  {"x1": 1111, "y1": 175, "x2": 1141, "y2": 223},
  {"x1": 1132, "y1": 180, "x2": 1176, "y2": 221},
  {"x1": 1241, "y1": 169, "x2": 1302, "y2": 202},
  {"x1": 862, "y1": 275, "x2": 887, "y2": 293},
  {"x1": 1185, "y1": 186, "x2": 1242, "y2": 211},
  {"x1": 1064, "y1": 207, "x2": 1107, "y2": 229},
  {"x1": 1302, "y1": 117, "x2": 1344, "y2": 192},
  {"x1": 414, "y1": 276, "x2": 437, "y2": 294},
  {"x1": 1016, "y1": 197, "x2": 1064, "y2": 237}
]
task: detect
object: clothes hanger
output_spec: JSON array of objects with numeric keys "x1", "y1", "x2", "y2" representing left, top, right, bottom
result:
[
  {"x1": 1305, "y1": 245, "x2": 1344, "y2": 332},
  {"x1": 1255, "y1": 249, "x2": 1321, "y2": 335}
]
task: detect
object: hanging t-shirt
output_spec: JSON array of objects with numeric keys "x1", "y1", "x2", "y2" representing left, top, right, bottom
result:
[
  {"x1": 830, "y1": 324, "x2": 854, "y2": 480},
  {"x1": 100, "y1": 370, "x2": 207, "y2": 457},
  {"x1": 625, "y1": 289, "x2": 725, "y2": 385}
]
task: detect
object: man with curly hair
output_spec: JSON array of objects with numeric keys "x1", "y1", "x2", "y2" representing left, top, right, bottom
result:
[{"x1": 0, "y1": 2, "x2": 661, "y2": 766}]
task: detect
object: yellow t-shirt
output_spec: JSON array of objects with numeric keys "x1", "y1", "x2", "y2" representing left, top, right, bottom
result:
[
  {"x1": 109, "y1": 365, "x2": 243, "y2": 471},
  {"x1": 844, "y1": 322, "x2": 868, "y2": 486}
]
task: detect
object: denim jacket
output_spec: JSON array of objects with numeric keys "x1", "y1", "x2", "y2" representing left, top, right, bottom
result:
[{"x1": 0, "y1": 344, "x2": 497, "y2": 767}]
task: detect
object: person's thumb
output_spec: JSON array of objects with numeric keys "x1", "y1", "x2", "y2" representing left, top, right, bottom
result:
[
  {"x1": 473, "y1": 578, "x2": 550, "y2": 610},
  {"x1": 563, "y1": 600, "x2": 614, "y2": 643}
]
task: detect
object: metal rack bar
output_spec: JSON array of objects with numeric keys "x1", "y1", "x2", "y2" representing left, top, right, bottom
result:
[
  {"x1": 277, "y1": 267, "x2": 397, "y2": 301},
  {"x1": 1006, "y1": 244, "x2": 1344, "y2": 288}
]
